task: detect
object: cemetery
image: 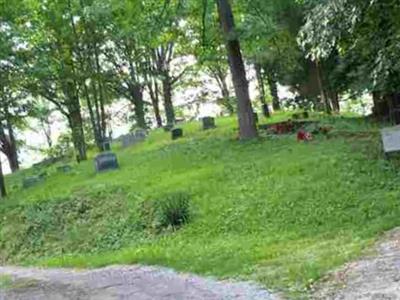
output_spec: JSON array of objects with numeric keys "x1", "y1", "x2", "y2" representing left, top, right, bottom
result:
[{"x1": 1, "y1": 0, "x2": 400, "y2": 298}]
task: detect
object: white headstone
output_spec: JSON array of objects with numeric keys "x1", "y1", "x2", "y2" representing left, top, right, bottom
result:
[{"x1": 381, "y1": 125, "x2": 400, "y2": 153}]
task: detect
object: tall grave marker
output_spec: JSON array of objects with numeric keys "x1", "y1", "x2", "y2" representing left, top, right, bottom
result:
[{"x1": 381, "y1": 125, "x2": 400, "y2": 157}]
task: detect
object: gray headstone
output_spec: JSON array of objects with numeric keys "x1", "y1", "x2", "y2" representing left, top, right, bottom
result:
[
  {"x1": 95, "y1": 152, "x2": 119, "y2": 173},
  {"x1": 135, "y1": 129, "x2": 147, "y2": 139},
  {"x1": 102, "y1": 139, "x2": 111, "y2": 152},
  {"x1": 121, "y1": 134, "x2": 138, "y2": 148},
  {"x1": 202, "y1": 117, "x2": 216, "y2": 130},
  {"x1": 57, "y1": 165, "x2": 72, "y2": 174},
  {"x1": 381, "y1": 125, "x2": 400, "y2": 153},
  {"x1": 23, "y1": 176, "x2": 45, "y2": 189},
  {"x1": 172, "y1": 128, "x2": 183, "y2": 140}
]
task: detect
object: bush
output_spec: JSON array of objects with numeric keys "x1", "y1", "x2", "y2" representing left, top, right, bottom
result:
[{"x1": 139, "y1": 192, "x2": 191, "y2": 232}]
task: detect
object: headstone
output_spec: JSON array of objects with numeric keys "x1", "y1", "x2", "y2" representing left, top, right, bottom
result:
[
  {"x1": 121, "y1": 131, "x2": 146, "y2": 148},
  {"x1": 102, "y1": 139, "x2": 111, "y2": 152},
  {"x1": 381, "y1": 125, "x2": 400, "y2": 154},
  {"x1": 175, "y1": 118, "x2": 185, "y2": 124},
  {"x1": 202, "y1": 117, "x2": 216, "y2": 130},
  {"x1": 172, "y1": 128, "x2": 183, "y2": 140},
  {"x1": 23, "y1": 176, "x2": 45, "y2": 189},
  {"x1": 262, "y1": 104, "x2": 270, "y2": 117},
  {"x1": 121, "y1": 134, "x2": 136, "y2": 148},
  {"x1": 135, "y1": 129, "x2": 147, "y2": 140},
  {"x1": 94, "y1": 152, "x2": 119, "y2": 173},
  {"x1": 57, "y1": 165, "x2": 72, "y2": 174}
]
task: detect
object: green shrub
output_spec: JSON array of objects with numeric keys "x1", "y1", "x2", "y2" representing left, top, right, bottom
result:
[
  {"x1": 157, "y1": 192, "x2": 191, "y2": 228},
  {"x1": 139, "y1": 192, "x2": 191, "y2": 232}
]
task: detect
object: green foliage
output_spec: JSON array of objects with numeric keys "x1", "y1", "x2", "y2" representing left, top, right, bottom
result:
[
  {"x1": 0, "y1": 186, "x2": 145, "y2": 262},
  {"x1": 139, "y1": 192, "x2": 191, "y2": 232},
  {"x1": 44, "y1": 134, "x2": 74, "y2": 159},
  {"x1": 156, "y1": 192, "x2": 191, "y2": 229},
  {"x1": 300, "y1": 0, "x2": 400, "y2": 93}
]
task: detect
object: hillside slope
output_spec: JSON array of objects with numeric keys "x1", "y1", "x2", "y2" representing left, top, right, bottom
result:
[{"x1": 1, "y1": 115, "x2": 400, "y2": 297}]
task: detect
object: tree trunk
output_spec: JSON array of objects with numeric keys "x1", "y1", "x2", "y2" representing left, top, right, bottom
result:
[
  {"x1": 315, "y1": 60, "x2": 332, "y2": 114},
  {"x1": 130, "y1": 84, "x2": 146, "y2": 129},
  {"x1": 148, "y1": 80, "x2": 163, "y2": 128},
  {"x1": 68, "y1": 105, "x2": 87, "y2": 161},
  {"x1": 216, "y1": 0, "x2": 257, "y2": 139},
  {"x1": 214, "y1": 69, "x2": 235, "y2": 115},
  {"x1": 5, "y1": 116, "x2": 19, "y2": 172},
  {"x1": 0, "y1": 158, "x2": 6, "y2": 199},
  {"x1": 94, "y1": 44, "x2": 107, "y2": 137},
  {"x1": 0, "y1": 120, "x2": 19, "y2": 173},
  {"x1": 267, "y1": 74, "x2": 280, "y2": 111},
  {"x1": 162, "y1": 74, "x2": 175, "y2": 126},
  {"x1": 84, "y1": 83, "x2": 103, "y2": 150},
  {"x1": 328, "y1": 91, "x2": 340, "y2": 113},
  {"x1": 255, "y1": 63, "x2": 270, "y2": 117},
  {"x1": 210, "y1": 66, "x2": 235, "y2": 115},
  {"x1": 41, "y1": 118, "x2": 53, "y2": 148},
  {"x1": 372, "y1": 91, "x2": 390, "y2": 120},
  {"x1": 220, "y1": 78, "x2": 235, "y2": 115},
  {"x1": 6, "y1": 148, "x2": 19, "y2": 173}
]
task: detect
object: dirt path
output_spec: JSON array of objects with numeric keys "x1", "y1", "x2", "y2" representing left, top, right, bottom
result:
[
  {"x1": 0, "y1": 265, "x2": 277, "y2": 300},
  {"x1": 312, "y1": 228, "x2": 400, "y2": 300}
]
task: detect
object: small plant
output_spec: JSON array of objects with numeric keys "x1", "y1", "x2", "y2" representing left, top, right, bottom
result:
[
  {"x1": 157, "y1": 192, "x2": 191, "y2": 228},
  {"x1": 140, "y1": 192, "x2": 191, "y2": 232}
]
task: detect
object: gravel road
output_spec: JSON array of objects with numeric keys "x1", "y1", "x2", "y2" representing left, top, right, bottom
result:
[
  {"x1": 0, "y1": 265, "x2": 278, "y2": 300},
  {"x1": 313, "y1": 228, "x2": 400, "y2": 299}
]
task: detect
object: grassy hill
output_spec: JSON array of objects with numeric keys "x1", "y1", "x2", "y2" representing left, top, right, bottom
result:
[{"x1": 1, "y1": 113, "x2": 400, "y2": 296}]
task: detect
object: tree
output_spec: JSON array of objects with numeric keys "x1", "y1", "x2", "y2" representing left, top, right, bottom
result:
[
  {"x1": 186, "y1": 0, "x2": 235, "y2": 115},
  {"x1": 254, "y1": 63, "x2": 271, "y2": 117},
  {"x1": 21, "y1": 0, "x2": 88, "y2": 160},
  {"x1": 0, "y1": 11, "x2": 29, "y2": 172},
  {"x1": 300, "y1": 0, "x2": 400, "y2": 119},
  {"x1": 216, "y1": 0, "x2": 257, "y2": 139},
  {"x1": 0, "y1": 158, "x2": 6, "y2": 199}
]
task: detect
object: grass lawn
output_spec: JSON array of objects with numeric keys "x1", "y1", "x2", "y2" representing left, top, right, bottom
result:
[{"x1": 1, "y1": 113, "x2": 399, "y2": 297}]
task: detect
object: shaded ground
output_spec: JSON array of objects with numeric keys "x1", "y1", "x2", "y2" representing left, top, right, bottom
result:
[
  {"x1": 0, "y1": 265, "x2": 277, "y2": 300},
  {"x1": 313, "y1": 228, "x2": 400, "y2": 300}
]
